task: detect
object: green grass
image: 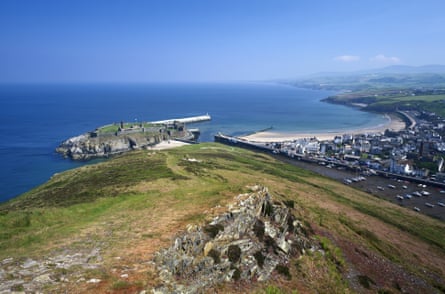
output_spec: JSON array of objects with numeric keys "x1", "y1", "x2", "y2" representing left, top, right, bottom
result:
[
  {"x1": 97, "y1": 122, "x2": 160, "y2": 134},
  {"x1": 262, "y1": 286, "x2": 289, "y2": 294},
  {"x1": 0, "y1": 142, "x2": 444, "y2": 292},
  {"x1": 2, "y1": 143, "x2": 443, "y2": 252},
  {"x1": 97, "y1": 124, "x2": 120, "y2": 133},
  {"x1": 318, "y1": 236, "x2": 346, "y2": 268},
  {"x1": 0, "y1": 191, "x2": 160, "y2": 255},
  {"x1": 295, "y1": 250, "x2": 349, "y2": 293},
  {"x1": 1, "y1": 152, "x2": 182, "y2": 210}
]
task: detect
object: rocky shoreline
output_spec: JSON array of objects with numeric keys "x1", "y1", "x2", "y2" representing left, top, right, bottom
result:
[{"x1": 56, "y1": 121, "x2": 198, "y2": 160}]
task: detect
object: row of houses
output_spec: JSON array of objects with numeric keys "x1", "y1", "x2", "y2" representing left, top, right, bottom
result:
[{"x1": 275, "y1": 110, "x2": 445, "y2": 179}]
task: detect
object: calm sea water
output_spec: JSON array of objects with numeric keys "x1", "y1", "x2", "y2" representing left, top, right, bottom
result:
[{"x1": 0, "y1": 82, "x2": 386, "y2": 202}]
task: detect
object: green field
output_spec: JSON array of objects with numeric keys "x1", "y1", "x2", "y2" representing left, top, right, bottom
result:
[
  {"x1": 325, "y1": 91, "x2": 445, "y2": 117},
  {"x1": 296, "y1": 72, "x2": 445, "y2": 116}
]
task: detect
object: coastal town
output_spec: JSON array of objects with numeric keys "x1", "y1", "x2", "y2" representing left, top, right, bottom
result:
[
  {"x1": 215, "y1": 109, "x2": 445, "y2": 221},
  {"x1": 55, "y1": 109, "x2": 445, "y2": 220}
]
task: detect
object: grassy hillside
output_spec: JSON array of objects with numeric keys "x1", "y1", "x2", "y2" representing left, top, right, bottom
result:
[
  {"x1": 321, "y1": 88, "x2": 445, "y2": 115},
  {"x1": 293, "y1": 72, "x2": 445, "y2": 116},
  {"x1": 1, "y1": 143, "x2": 444, "y2": 293}
]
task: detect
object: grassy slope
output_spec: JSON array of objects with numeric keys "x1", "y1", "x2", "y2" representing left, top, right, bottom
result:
[{"x1": 1, "y1": 143, "x2": 444, "y2": 293}]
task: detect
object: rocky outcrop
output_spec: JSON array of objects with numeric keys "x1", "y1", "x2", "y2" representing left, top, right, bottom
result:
[
  {"x1": 0, "y1": 187, "x2": 315, "y2": 293},
  {"x1": 153, "y1": 186, "x2": 316, "y2": 293},
  {"x1": 56, "y1": 132, "x2": 163, "y2": 160},
  {"x1": 0, "y1": 247, "x2": 102, "y2": 293}
]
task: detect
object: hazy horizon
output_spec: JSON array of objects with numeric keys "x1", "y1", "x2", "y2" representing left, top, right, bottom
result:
[{"x1": 1, "y1": 0, "x2": 445, "y2": 83}]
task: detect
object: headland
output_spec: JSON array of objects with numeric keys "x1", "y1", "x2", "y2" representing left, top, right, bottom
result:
[{"x1": 56, "y1": 115, "x2": 210, "y2": 160}]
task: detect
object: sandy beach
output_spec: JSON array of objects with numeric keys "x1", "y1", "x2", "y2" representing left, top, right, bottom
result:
[
  {"x1": 150, "y1": 140, "x2": 190, "y2": 150},
  {"x1": 240, "y1": 113, "x2": 406, "y2": 142}
]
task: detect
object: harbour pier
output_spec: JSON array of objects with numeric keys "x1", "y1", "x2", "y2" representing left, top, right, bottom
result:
[{"x1": 151, "y1": 114, "x2": 211, "y2": 125}]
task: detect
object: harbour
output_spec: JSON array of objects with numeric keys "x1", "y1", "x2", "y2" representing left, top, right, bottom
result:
[
  {"x1": 214, "y1": 132, "x2": 445, "y2": 221},
  {"x1": 150, "y1": 114, "x2": 211, "y2": 124}
]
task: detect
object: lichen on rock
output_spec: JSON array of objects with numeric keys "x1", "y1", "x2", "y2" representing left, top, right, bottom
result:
[{"x1": 153, "y1": 185, "x2": 316, "y2": 293}]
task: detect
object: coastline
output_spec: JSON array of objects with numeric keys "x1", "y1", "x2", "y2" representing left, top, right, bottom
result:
[{"x1": 239, "y1": 113, "x2": 406, "y2": 142}]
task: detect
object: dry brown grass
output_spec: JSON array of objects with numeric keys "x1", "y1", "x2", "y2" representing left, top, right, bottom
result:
[{"x1": 2, "y1": 143, "x2": 444, "y2": 293}]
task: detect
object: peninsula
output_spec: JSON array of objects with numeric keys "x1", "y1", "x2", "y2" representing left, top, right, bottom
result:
[{"x1": 56, "y1": 114, "x2": 210, "y2": 160}]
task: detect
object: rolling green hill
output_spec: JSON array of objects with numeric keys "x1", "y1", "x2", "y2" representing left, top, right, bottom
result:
[
  {"x1": 291, "y1": 71, "x2": 445, "y2": 117},
  {"x1": 323, "y1": 90, "x2": 445, "y2": 117},
  {"x1": 1, "y1": 143, "x2": 444, "y2": 293}
]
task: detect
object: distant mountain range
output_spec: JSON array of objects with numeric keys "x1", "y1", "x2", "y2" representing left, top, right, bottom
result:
[
  {"x1": 363, "y1": 64, "x2": 445, "y2": 74},
  {"x1": 288, "y1": 65, "x2": 445, "y2": 91},
  {"x1": 307, "y1": 65, "x2": 445, "y2": 78}
]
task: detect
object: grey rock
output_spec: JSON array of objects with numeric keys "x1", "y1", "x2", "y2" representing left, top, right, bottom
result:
[
  {"x1": 21, "y1": 259, "x2": 38, "y2": 269},
  {"x1": 277, "y1": 238, "x2": 291, "y2": 254},
  {"x1": 264, "y1": 221, "x2": 278, "y2": 238},
  {"x1": 0, "y1": 247, "x2": 103, "y2": 293},
  {"x1": 33, "y1": 273, "x2": 53, "y2": 284},
  {"x1": 152, "y1": 186, "x2": 316, "y2": 292},
  {"x1": 1, "y1": 258, "x2": 13, "y2": 265}
]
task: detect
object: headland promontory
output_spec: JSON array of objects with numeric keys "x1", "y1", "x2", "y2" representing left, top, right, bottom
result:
[{"x1": 56, "y1": 115, "x2": 210, "y2": 160}]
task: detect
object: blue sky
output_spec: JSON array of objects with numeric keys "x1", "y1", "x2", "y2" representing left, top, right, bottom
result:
[{"x1": 1, "y1": 0, "x2": 445, "y2": 83}]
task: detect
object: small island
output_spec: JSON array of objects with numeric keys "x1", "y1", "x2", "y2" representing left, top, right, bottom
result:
[{"x1": 56, "y1": 114, "x2": 210, "y2": 160}]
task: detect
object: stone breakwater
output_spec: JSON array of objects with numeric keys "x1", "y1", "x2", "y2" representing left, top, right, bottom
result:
[{"x1": 153, "y1": 186, "x2": 316, "y2": 293}]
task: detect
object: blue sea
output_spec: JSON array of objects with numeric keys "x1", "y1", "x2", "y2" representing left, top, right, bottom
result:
[{"x1": 0, "y1": 82, "x2": 386, "y2": 203}]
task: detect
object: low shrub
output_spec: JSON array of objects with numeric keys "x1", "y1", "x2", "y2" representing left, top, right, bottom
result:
[
  {"x1": 204, "y1": 224, "x2": 224, "y2": 238},
  {"x1": 253, "y1": 250, "x2": 265, "y2": 268},
  {"x1": 207, "y1": 249, "x2": 220, "y2": 264},
  {"x1": 231, "y1": 266, "x2": 241, "y2": 281},
  {"x1": 112, "y1": 280, "x2": 131, "y2": 290},
  {"x1": 275, "y1": 264, "x2": 291, "y2": 280},
  {"x1": 357, "y1": 274, "x2": 375, "y2": 289},
  {"x1": 283, "y1": 200, "x2": 294, "y2": 208},
  {"x1": 228, "y1": 244, "x2": 241, "y2": 263}
]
